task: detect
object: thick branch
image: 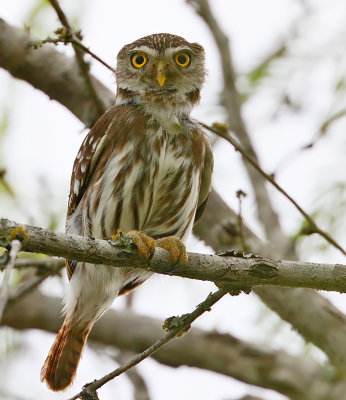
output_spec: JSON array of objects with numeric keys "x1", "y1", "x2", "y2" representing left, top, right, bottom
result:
[
  {"x1": 0, "y1": 18, "x2": 113, "y2": 127},
  {"x1": 1, "y1": 218, "x2": 346, "y2": 294},
  {"x1": 3, "y1": 292, "x2": 346, "y2": 400}
]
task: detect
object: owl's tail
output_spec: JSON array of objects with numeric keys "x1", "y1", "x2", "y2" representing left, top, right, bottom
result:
[{"x1": 40, "y1": 312, "x2": 92, "y2": 391}]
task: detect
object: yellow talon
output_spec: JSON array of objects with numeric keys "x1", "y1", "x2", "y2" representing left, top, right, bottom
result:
[
  {"x1": 111, "y1": 229, "x2": 122, "y2": 240},
  {"x1": 156, "y1": 236, "x2": 188, "y2": 265},
  {"x1": 125, "y1": 230, "x2": 156, "y2": 260}
]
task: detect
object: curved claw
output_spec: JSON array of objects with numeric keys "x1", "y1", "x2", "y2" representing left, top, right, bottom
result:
[
  {"x1": 125, "y1": 230, "x2": 156, "y2": 261},
  {"x1": 155, "y1": 236, "x2": 188, "y2": 266}
]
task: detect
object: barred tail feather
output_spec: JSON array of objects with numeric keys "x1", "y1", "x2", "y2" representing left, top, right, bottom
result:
[{"x1": 40, "y1": 313, "x2": 91, "y2": 391}]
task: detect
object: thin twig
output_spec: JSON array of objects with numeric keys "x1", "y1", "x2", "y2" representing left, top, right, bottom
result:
[
  {"x1": 0, "y1": 168, "x2": 15, "y2": 196},
  {"x1": 320, "y1": 108, "x2": 346, "y2": 134},
  {"x1": 0, "y1": 240, "x2": 21, "y2": 322},
  {"x1": 190, "y1": 0, "x2": 346, "y2": 258},
  {"x1": 5, "y1": 291, "x2": 346, "y2": 399},
  {"x1": 201, "y1": 122, "x2": 346, "y2": 256},
  {"x1": 187, "y1": 0, "x2": 293, "y2": 257},
  {"x1": 40, "y1": 36, "x2": 115, "y2": 73},
  {"x1": 73, "y1": 39, "x2": 115, "y2": 73},
  {"x1": 48, "y1": 0, "x2": 104, "y2": 116},
  {"x1": 110, "y1": 351, "x2": 151, "y2": 400},
  {"x1": 67, "y1": 287, "x2": 228, "y2": 400}
]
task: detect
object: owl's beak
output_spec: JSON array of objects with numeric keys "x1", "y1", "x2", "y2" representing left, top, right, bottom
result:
[{"x1": 156, "y1": 61, "x2": 166, "y2": 87}]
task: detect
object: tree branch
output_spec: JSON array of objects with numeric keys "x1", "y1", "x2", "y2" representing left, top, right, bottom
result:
[
  {"x1": 111, "y1": 351, "x2": 151, "y2": 400},
  {"x1": 1, "y1": 218, "x2": 346, "y2": 294},
  {"x1": 69, "y1": 288, "x2": 228, "y2": 399},
  {"x1": 0, "y1": 18, "x2": 113, "y2": 127},
  {"x1": 202, "y1": 123, "x2": 346, "y2": 256},
  {"x1": 3, "y1": 292, "x2": 346, "y2": 400},
  {"x1": 185, "y1": 1, "x2": 346, "y2": 372},
  {"x1": 47, "y1": 0, "x2": 105, "y2": 117},
  {"x1": 197, "y1": 191, "x2": 346, "y2": 371},
  {"x1": 186, "y1": 0, "x2": 290, "y2": 256}
]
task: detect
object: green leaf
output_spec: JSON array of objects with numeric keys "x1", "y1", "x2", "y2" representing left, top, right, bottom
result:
[{"x1": 108, "y1": 230, "x2": 133, "y2": 253}]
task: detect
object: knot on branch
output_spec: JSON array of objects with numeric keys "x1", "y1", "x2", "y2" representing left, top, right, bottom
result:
[
  {"x1": 248, "y1": 260, "x2": 279, "y2": 279},
  {"x1": 162, "y1": 314, "x2": 191, "y2": 336},
  {"x1": 80, "y1": 381, "x2": 100, "y2": 400}
]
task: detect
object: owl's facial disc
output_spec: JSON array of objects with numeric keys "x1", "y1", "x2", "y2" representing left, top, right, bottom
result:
[
  {"x1": 128, "y1": 47, "x2": 194, "y2": 91},
  {"x1": 116, "y1": 34, "x2": 205, "y2": 112}
]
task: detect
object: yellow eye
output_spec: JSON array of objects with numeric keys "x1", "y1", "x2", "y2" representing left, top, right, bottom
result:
[
  {"x1": 131, "y1": 52, "x2": 147, "y2": 68},
  {"x1": 175, "y1": 52, "x2": 190, "y2": 67}
]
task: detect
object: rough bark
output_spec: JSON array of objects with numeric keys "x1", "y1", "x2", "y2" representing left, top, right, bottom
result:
[{"x1": 1, "y1": 218, "x2": 346, "y2": 293}]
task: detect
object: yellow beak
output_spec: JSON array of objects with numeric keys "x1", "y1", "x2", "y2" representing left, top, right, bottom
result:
[{"x1": 156, "y1": 61, "x2": 166, "y2": 87}]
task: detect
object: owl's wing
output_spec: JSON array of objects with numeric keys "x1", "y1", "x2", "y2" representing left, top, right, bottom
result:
[
  {"x1": 67, "y1": 108, "x2": 116, "y2": 219},
  {"x1": 194, "y1": 137, "x2": 213, "y2": 224},
  {"x1": 66, "y1": 107, "x2": 117, "y2": 279}
]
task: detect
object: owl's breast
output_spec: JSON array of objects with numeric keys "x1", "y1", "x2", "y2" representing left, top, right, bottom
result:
[
  {"x1": 141, "y1": 131, "x2": 202, "y2": 239},
  {"x1": 82, "y1": 126, "x2": 204, "y2": 241}
]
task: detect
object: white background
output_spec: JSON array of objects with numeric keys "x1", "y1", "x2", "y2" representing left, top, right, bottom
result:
[{"x1": 0, "y1": 1, "x2": 346, "y2": 399}]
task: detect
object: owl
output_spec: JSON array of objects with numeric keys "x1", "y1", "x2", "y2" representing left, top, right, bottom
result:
[{"x1": 40, "y1": 33, "x2": 213, "y2": 391}]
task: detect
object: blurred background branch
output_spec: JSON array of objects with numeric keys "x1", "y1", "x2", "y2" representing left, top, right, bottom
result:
[{"x1": 4, "y1": 291, "x2": 346, "y2": 400}]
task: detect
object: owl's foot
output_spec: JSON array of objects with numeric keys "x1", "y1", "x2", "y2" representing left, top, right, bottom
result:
[
  {"x1": 155, "y1": 236, "x2": 188, "y2": 265},
  {"x1": 125, "y1": 230, "x2": 156, "y2": 261}
]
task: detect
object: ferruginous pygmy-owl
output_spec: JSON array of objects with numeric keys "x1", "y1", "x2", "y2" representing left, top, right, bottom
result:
[{"x1": 40, "y1": 33, "x2": 213, "y2": 391}]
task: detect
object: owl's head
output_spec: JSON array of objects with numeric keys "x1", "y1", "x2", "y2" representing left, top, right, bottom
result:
[{"x1": 115, "y1": 33, "x2": 205, "y2": 115}]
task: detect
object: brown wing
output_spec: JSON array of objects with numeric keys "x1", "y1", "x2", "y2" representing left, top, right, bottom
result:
[
  {"x1": 67, "y1": 108, "x2": 118, "y2": 219},
  {"x1": 194, "y1": 135, "x2": 213, "y2": 224},
  {"x1": 66, "y1": 107, "x2": 118, "y2": 278}
]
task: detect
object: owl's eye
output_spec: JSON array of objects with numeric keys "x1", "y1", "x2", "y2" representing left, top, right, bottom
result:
[
  {"x1": 131, "y1": 53, "x2": 147, "y2": 68},
  {"x1": 175, "y1": 52, "x2": 190, "y2": 67}
]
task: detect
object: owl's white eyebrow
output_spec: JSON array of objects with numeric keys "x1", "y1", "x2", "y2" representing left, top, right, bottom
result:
[
  {"x1": 130, "y1": 46, "x2": 192, "y2": 59},
  {"x1": 164, "y1": 47, "x2": 191, "y2": 57},
  {"x1": 131, "y1": 46, "x2": 158, "y2": 57}
]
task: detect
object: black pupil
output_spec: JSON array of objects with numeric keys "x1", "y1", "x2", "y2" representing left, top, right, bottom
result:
[
  {"x1": 135, "y1": 55, "x2": 144, "y2": 65},
  {"x1": 178, "y1": 54, "x2": 187, "y2": 64}
]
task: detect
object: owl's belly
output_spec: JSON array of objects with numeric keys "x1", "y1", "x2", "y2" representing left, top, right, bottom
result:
[
  {"x1": 87, "y1": 136, "x2": 201, "y2": 241},
  {"x1": 140, "y1": 160, "x2": 200, "y2": 240}
]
